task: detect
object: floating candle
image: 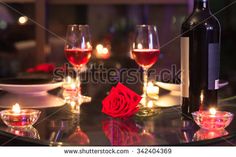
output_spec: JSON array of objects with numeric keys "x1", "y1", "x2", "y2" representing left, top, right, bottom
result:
[
  {"x1": 0, "y1": 103, "x2": 41, "y2": 128},
  {"x1": 192, "y1": 108, "x2": 234, "y2": 130}
]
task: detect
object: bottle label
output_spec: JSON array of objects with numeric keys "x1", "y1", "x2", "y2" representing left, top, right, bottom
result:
[
  {"x1": 208, "y1": 43, "x2": 220, "y2": 90},
  {"x1": 181, "y1": 37, "x2": 190, "y2": 98}
]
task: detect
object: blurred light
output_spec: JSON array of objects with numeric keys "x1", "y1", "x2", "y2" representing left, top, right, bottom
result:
[
  {"x1": 18, "y1": 16, "x2": 28, "y2": 25},
  {"x1": 147, "y1": 101, "x2": 154, "y2": 108},
  {"x1": 0, "y1": 20, "x2": 7, "y2": 29},
  {"x1": 86, "y1": 42, "x2": 92, "y2": 49},
  {"x1": 96, "y1": 44, "x2": 103, "y2": 53},
  {"x1": 102, "y1": 47, "x2": 109, "y2": 55},
  {"x1": 95, "y1": 44, "x2": 110, "y2": 59},
  {"x1": 200, "y1": 91, "x2": 204, "y2": 103}
]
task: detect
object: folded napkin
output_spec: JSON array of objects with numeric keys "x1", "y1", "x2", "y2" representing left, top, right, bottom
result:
[
  {"x1": 102, "y1": 83, "x2": 141, "y2": 118},
  {"x1": 27, "y1": 63, "x2": 55, "y2": 73}
]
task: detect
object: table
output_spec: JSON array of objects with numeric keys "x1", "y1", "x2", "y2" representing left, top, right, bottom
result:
[{"x1": 0, "y1": 58, "x2": 236, "y2": 146}]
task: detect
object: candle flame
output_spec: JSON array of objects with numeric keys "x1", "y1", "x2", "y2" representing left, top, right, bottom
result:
[
  {"x1": 209, "y1": 108, "x2": 217, "y2": 115},
  {"x1": 66, "y1": 76, "x2": 72, "y2": 83},
  {"x1": 12, "y1": 103, "x2": 21, "y2": 114},
  {"x1": 71, "y1": 83, "x2": 77, "y2": 90}
]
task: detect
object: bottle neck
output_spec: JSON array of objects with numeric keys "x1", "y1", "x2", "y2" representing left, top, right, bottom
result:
[{"x1": 194, "y1": 0, "x2": 209, "y2": 11}]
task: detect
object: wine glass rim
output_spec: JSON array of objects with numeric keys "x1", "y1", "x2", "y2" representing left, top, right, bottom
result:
[
  {"x1": 67, "y1": 24, "x2": 90, "y2": 28},
  {"x1": 136, "y1": 24, "x2": 157, "y2": 28}
]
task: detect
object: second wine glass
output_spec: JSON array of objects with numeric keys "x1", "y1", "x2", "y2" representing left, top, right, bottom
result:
[
  {"x1": 64, "y1": 24, "x2": 92, "y2": 102},
  {"x1": 131, "y1": 25, "x2": 160, "y2": 117}
]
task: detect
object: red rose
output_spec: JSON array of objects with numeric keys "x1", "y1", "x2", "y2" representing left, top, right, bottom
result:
[
  {"x1": 102, "y1": 119, "x2": 141, "y2": 146},
  {"x1": 102, "y1": 83, "x2": 141, "y2": 118}
]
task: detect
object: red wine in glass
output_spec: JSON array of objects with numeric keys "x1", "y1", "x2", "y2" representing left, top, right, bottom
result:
[
  {"x1": 132, "y1": 49, "x2": 160, "y2": 68},
  {"x1": 132, "y1": 25, "x2": 160, "y2": 117},
  {"x1": 65, "y1": 48, "x2": 92, "y2": 68}
]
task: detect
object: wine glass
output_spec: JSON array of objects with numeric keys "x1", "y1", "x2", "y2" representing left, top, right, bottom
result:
[
  {"x1": 64, "y1": 24, "x2": 92, "y2": 102},
  {"x1": 131, "y1": 25, "x2": 160, "y2": 117}
]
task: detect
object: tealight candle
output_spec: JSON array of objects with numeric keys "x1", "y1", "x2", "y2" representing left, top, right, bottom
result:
[
  {"x1": 62, "y1": 76, "x2": 79, "y2": 101},
  {"x1": 0, "y1": 103, "x2": 41, "y2": 128},
  {"x1": 147, "y1": 82, "x2": 159, "y2": 99},
  {"x1": 192, "y1": 107, "x2": 234, "y2": 130},
  {"x1": 63, "y1": 76, "x2": 77, "y2": 89}
]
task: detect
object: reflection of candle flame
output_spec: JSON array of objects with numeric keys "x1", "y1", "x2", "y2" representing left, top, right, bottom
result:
[
  {"x1": 209, "y1": 108, "x2": 217, "y2": 115},
  {"x1": 70, "y1": 101, "x2": 76, "y2": 108},
  {"x1": 137, "y1": 43, "x2": 143, "y2": 49},
  {"x1": 86, "y1": 42, "x2": 92, "y2": 49},
  {"x1": 200, "y1": 92, "x2": 204, "y2": 103},
  {"x1": 12, "y1": 103, "x2": 21, "y2": 114}
]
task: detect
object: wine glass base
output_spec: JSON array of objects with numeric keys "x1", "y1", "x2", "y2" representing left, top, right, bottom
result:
[
  {"x1": 136, "y1": 107, "x2": 160, "y2": 117},
  {"x1": 69, "y1": 94, "x2": 91, "y2": 114},
  {"x1": 136, "y1": 97, "x2": 161, "y2": 117},
  {"x1": 77, "y1": 94, "x2": 92, "y2": 103}
]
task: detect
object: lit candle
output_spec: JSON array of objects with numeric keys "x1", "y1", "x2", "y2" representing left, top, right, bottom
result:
[
  {"x1": 0, "y1": 103, "x2": 41, "y2": 128},
  {"x1": 62, "y1": 76, "x2": 78, "y2": 101},
  {"x1": 192, "y1": 108, "x2": 234, "y2": 130},
  {"x1": 147, "y1": 82, "x2": 159, "y2": 98}
]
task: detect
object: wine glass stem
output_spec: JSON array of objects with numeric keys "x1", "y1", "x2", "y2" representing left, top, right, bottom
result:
[
  {"x1": 75, "y1": 67, "x2": 81, "y2": 96},
  {"x1": 143, "y1": 68, "x2": 148, "y2": 99}
]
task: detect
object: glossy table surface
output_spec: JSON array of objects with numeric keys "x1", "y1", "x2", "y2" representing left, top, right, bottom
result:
[{"x1": 0, "y1": 58, "x2": 236, "y2": 146}]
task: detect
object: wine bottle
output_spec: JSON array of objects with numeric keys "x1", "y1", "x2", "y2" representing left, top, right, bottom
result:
[{"x1": 181, "y1": 0, "x2": 221, "y2": 116}]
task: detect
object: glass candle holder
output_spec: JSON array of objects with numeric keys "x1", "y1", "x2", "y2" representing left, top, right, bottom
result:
[
  {"x1": 192, "y1": 109, "x2": 234, "y2": 130},
  {"x1": 4, "y1": 127, "x2": 40, "y2": 139},
  {"x1": 0, "y1": 105, "x2": 41, "y2": 128},
  {"x1": 62, "y1": 76, "x2": 79, "y2": 102}
]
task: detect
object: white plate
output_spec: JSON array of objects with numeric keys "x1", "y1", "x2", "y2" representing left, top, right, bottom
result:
[
  {"x1": 0, "y1": 93, "x2": 65, "y2": 108},
  {"x1": 0, "y1": 81, "x2": 62, "y2": 95},
  {"x1": 155, "y1": 82, "x2": 180, "y2": 91}
]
